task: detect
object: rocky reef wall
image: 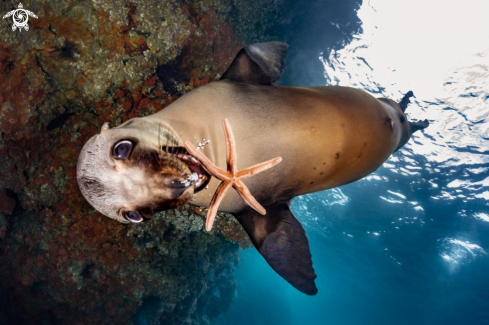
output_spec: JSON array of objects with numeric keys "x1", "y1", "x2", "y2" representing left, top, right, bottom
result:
[{"x1": 0, "y1": 0, "x2": 361, "y2": 323}]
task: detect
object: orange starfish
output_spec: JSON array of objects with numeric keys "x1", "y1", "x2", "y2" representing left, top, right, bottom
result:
[{"x1": 184, "y1": 118, "x2": 282, "y2": 231}]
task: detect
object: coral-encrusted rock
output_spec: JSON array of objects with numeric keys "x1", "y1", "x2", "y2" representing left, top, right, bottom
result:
[
  {"x1": 0, "y1": 206, "x2": 243, "y2": 324},
  {"x1": 0, "y1": 213, "x2": 7, "y2": 240},
  {"x1": 0, "y1": 0, "x2": 362, "y2": 322},
  {"x1": 0, "y1": 0, "x2": 252, "y2": 323}
]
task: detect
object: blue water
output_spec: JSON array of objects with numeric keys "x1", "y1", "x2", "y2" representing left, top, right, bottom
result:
[{"x1": 213, "y1": 1, "x2": 489, "y2": 324}]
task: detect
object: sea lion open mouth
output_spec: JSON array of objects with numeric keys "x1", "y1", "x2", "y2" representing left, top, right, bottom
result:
[{"x1": 174, "y1": 150, "x2": 210, "y2": 192}]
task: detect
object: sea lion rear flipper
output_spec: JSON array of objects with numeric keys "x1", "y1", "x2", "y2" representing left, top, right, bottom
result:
[
  {"x1": 234, "y1": 203, "x2": 318, "y2": 295},
  {"x1": 410, "y1": 119, "x2": 430, "y2": 133},
  {"x1": 398, "y1": 90, "x2": 414, "y2": 113},
  {"x1": 221, "y1": 42, "x2": 289, "y2": 85}
]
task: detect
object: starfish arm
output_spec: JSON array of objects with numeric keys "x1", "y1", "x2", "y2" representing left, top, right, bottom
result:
[
  {"x1": 184, "y1": 141, "x2": 230, "y2": 180},
  {"x1": 205, "y1": 181, "x2": 233, "y2": 231},
  {"x1": 233, "y1": 179, "x2": 266, "y2": 215},
  {"x1": 236, "y1": 157, "x2": 282, "y2": 179},
  {"x1": 223, "y1": 118, "x2": 238, "y2": 174},
  {"x1": 185, "y1": 118, "x2": 281, "y2": 224}
]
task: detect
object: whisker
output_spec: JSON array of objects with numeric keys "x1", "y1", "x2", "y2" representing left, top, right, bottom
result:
[
  {"x1": 172, "y1": 149, "x2": 177, "y2": 167},
  {"x1": 158, "y1": 122, "x2": 162, "y2": 159},
  {"x1": 167, "y1": 121, "x2": 179, "y2": 147},
  {"x1": 164, "y1": 124, "x2": 170, "y2": 165},
  {"x1": 153, "y1": 120, "x2": 190, "y2": 174}
]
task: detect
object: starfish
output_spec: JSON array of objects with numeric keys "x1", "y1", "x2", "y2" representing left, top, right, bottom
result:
[{"x1": 184, "y1": 118, "x2": 282, "y2": 231}]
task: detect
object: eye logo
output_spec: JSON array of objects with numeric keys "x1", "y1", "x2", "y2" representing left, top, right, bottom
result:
[{"x1": 3, "y1": 3, "x2": 38, "y2": 32}]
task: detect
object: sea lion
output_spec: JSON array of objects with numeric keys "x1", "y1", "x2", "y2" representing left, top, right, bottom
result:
[{"x1": 76, "y1": 42, "x2": 429, "y2": 295}]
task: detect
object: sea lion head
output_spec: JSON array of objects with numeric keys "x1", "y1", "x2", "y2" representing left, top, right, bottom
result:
[{"x1": 76, "y1": 119, "x2": 209, "y2": 223}]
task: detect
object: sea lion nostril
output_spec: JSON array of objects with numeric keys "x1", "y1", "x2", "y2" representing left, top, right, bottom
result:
[
  {"x1": 114, "y1": 140, "x2": 133, "y2": 159},
  {"x1": 125, "y1": 211, "x2": 143, "y2": 223},
  {"x1": 170, "y1": 179, "x2": 189, "y2": 189},
  {"x1": 170, "y1": 179, "x2": 192, "y2": 198}
]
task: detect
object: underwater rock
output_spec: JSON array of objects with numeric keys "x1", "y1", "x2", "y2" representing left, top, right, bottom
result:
[
  {"x1": 0, "y1": 213, "x2": 7, "y2": 239},
  {"x1": 0, "y1": 0, "x2": 248, "y2": 323},
  {"x1": 0, "y1": 0, "x2": 361, "y2": 323}
]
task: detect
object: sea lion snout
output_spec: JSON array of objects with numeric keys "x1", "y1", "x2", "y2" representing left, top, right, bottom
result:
[
  {"x1": 77, "y1": 121, "x2": 202, "y2": 223},
  {"x1": 168, "y1": 177, "x2": 194, "y2": 197}
]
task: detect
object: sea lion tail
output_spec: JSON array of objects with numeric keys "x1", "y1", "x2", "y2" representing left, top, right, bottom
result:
[
  {"x1": 398, "y1": 90, "x2": 414, "y2": 113},
  {"x1": 234, "y1": 203, "x2": 318, "y2": 295}
]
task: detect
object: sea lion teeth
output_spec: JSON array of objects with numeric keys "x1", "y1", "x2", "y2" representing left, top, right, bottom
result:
[
  {"x1": 181, "y1": 173, "x2": 199, "y2": 187},
  {"x1": 194, "y1": 178, "x2": 205, "y2": 188}
]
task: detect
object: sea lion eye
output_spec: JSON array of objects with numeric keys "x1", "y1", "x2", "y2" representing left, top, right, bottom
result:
[
  {"x1": 114, "y1": 140, "x2": 133, "y2": 159},
  {"x1": 125, "y1": 211, "x2": 143, "y2": 223}
]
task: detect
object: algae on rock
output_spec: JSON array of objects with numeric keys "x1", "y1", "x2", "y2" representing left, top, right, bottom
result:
[{"x1": 0, "y1": 0, "x2": 362, "y2": 323}]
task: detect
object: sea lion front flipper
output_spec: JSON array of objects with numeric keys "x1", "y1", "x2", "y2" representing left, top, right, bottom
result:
[
  {"x1": 221, "y1": 42, "x2": 289, "y2": 85},
  {"x1": 234, "y1": 203, "x2": 318, "y2": 295}
]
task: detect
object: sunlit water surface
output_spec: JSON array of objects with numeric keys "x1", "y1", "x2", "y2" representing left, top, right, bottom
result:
[{"x1": 213, "y1": 1, "x2": 489, "y2": 324}]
